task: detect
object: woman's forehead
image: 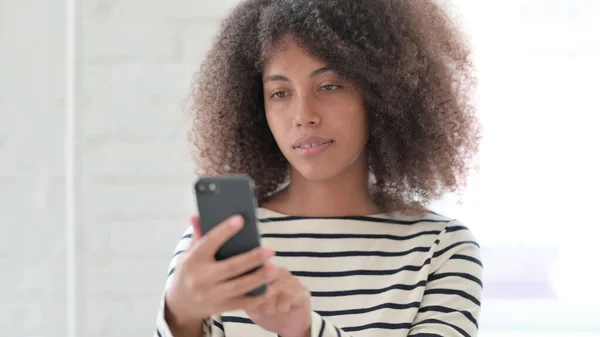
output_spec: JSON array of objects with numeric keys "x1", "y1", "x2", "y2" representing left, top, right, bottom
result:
[{"x1": 263, "y1": 40, "x2": 327, "y2": 73}]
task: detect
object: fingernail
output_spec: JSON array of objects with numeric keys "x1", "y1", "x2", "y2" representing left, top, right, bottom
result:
[
  {"x1": 261, "y1": 249, "x2": 275, "y2": 259},
  {"x1": 228, "y1": 215, "x2": 244, "y2": 229}
]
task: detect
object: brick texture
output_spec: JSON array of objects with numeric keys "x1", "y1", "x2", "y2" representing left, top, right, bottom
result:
[
  {"x1": 76, "y1": 1, "x2": 229, "y2": 336},
  {"x1": 0, "y1": 0, "x2": 226, "y2": 336},
  {"x1": 0, "y1": 0, "x2": 68, "y2": 336}
]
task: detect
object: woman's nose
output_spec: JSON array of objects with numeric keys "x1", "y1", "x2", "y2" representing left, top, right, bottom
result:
[{"x1": 293, "y1": 96, "x2": 321, "y2": 128}]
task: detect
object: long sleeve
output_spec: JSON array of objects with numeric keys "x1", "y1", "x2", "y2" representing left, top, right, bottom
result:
[
  {"x1": 306, "y1": 221, "x2": 483, "y2": 337},
  {"x1": 408, "y1": 222, "x2": 483, "y2": 337},
  {"x1": 154, "y1": 226, "x2": 225, "y2": 337},
  {"x1": 308, "y1": 311, "x2": 350, "y2": 337}
]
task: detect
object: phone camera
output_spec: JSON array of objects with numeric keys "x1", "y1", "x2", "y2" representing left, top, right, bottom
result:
[{"x1": 196, "y1": 181, "x2": 219, "y2": 195}]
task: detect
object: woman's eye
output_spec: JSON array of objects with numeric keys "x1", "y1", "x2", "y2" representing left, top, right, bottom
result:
[
  {"x1": 271, "y1": 91, "x2": 287, "y2": 99},
  {"x1": 322, "y1": 84, "x2": 341, "y2": 91}
]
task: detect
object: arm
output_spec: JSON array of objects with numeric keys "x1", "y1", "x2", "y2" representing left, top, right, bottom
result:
[
  {"x1": 306, "y1": 312, "x2": 346, "y2": 337},
  {"x1": 302, "y1": 222, "x2": 483, "y2": 337},
  {"x1": 408, "y1": 222, "x2": 483, "y2": 337},
  {"x1": 154, "y1": 226, "x2": 225, "y2": 337}
]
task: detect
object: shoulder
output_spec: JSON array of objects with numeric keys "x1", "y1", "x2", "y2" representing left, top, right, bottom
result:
[
  {"x1": 384, "y1": 208, "x2": 455, "y2": 225},
  {"x1": 429, "y1": 216, "x2": 482, "y2": 274},
  {"x1": 385, "y1": 208, "x2": 482, "y2": 267}
]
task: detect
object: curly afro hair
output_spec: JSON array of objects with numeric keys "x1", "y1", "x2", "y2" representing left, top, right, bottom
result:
[{"x1": 189, "y1": 0, "x2": 481, "y2": 212}]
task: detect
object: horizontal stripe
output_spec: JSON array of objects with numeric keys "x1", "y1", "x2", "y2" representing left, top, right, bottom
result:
[
  {"x1": 316, "y1": 301, "x2": 420, "y2": 317},
  {"x1": 445, "y1": 226, "x2": 469, "y2": 233},
  {"x1": 262, "y1": 230, "x2": 442, "y2": 241},
  {"x1": 427, "y1": 272, "x2": 483, "y2": 287},
  {"x1": 423, "y1": 288, "x2": 481, "y2": 306},
  {"x1": 222, "y1": 316, "x2": 254, "y2": 324},
  {"x1": 167, "y1": 267, "x2": 175, "y2": 277},
  {"x1": 260, "y1": 216, "x2": 452, "y2": 225},
  {"x1": 343, "y1": 322, "x2": 412, "y2": 332},
  {"x1": 433, "y1": 241, "x2": 480, "y2": 258},
  {"x1": 450, "y1": 254, "x2": 483, "y2": 267},
  {"x1": 418, "y1": 305, "x2": 478, "y2": 327},
  {"x1": 183, "y1": 227, "x2": 443, "y2": 240},
  {"x1": 292, "y1": 258, "x2": 431, "y2": 277},
  {"x1": 277, "y1": 246, "x2": 430, "y2": 258},
  {"x1": 408, "y1": 334, "x2": 444, "y2": 337},
  {"x1": 311, "y1": 280, "x2": 427, "y2": 297},
  {"x1": 413, "y1": 318, "x2": 471, "y2": 337},
  {"x1": 212, "y1": 307, "x2": 476, "y2": 332}
]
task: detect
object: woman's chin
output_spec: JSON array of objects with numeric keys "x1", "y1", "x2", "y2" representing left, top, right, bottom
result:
[{"x1": 291, "y1": 163, "x2": 340, "y2": 182}]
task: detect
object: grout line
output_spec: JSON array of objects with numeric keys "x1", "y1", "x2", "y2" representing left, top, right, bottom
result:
[{"x1": 65, "y1": 0, "x2": 80, "y2": 335}]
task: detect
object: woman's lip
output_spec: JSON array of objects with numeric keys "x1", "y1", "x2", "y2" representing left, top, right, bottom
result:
[
  {"x1": 292, "y1": 137, "x2": 334, "y2": 148},
  {"x1": 292, "y1": 140, "x2": 333, "y2": 149},
  {"x1": 293, "y1": 141, "x2": 334, "y2": 157}
]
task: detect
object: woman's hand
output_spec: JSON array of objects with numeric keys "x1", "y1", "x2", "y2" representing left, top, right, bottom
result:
[
  {"x1": 245, "y1": 267, "x2": 312, "y2": 337},
  {"x1": 165, "y1": 215, "x2": 277, "y2": 336}
]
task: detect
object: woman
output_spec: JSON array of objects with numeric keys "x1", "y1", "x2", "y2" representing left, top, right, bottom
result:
[{"x1": 155, "y1": 0, "x2": 482, "y2": 336}]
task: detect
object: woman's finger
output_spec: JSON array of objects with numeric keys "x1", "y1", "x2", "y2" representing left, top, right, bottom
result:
[
  {"x1": 190, "y1": 215, "x2": 202, "y2": 241},
  {"x1": 187, "y1": 215, "x2": 244, "y2": 263},
  {"x1": 248, "y1": 269, "x2": 283, "y2": 316},
  {"x1": 276, "y1": 291, "x2": 293, "y2": 313},
  {"x1": 245, "y1": 285, "x2": 276, "y2": 316},
  {"x1": 214, "y1": 290, "x2": 272, "y2": 314},
  {"x1": 274, "y1": 276, "x2": 303, "y2": 313},
  {"x1": 200, "y1": 215, "x2": 245, "y2": 255},
  {"x1": 214, "y1": 247, "x2": 274, "y2": 282},
  {"x1": 258, "y1": 269, "x2": 298, "y2": 316},
  {"x1": 211, "y1": 263, "x2": 278, "y2": 299}
]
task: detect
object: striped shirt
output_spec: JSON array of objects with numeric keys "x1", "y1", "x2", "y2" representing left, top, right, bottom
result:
[{"x1": 155, "y1": 207, "x2": 483, "y2": 337}]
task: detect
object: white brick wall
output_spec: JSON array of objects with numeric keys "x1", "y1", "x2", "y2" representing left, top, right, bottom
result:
[
  {"x1": 0, "y1": 0, "x2": 238, "y2": 336},
  {"x1": 1, "y1": 1, "x2": 68, "y2": 336}
]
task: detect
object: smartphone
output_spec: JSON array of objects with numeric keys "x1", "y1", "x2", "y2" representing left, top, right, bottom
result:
[{"x1": 194, "y1": 174, "x2": 266, "y2": 296}]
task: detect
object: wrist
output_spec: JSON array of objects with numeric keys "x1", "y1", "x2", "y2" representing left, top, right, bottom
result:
[
  {"x1": 165, "y1": 299, "x2": 206, "y2": 337},
  {"x1": 166, "y1": 312, "x2": 205, "y2": 337},
  {"x1": 285, "y1": 325, "x2": 311, "y2": 337}
]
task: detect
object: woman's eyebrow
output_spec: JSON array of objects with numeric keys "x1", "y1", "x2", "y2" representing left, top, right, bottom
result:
[{"x1": 263, "y1": 67, "x2": 332, "y2": 83}]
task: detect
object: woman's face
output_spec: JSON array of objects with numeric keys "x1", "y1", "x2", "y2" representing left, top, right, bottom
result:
[{"x1": 262, "y1": 38, "x2": 370, "y2": 181}]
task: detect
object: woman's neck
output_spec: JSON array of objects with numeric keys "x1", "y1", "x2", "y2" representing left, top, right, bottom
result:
[{"x1": 264, "y1": 153, "x2": 379, "y2": 217}]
